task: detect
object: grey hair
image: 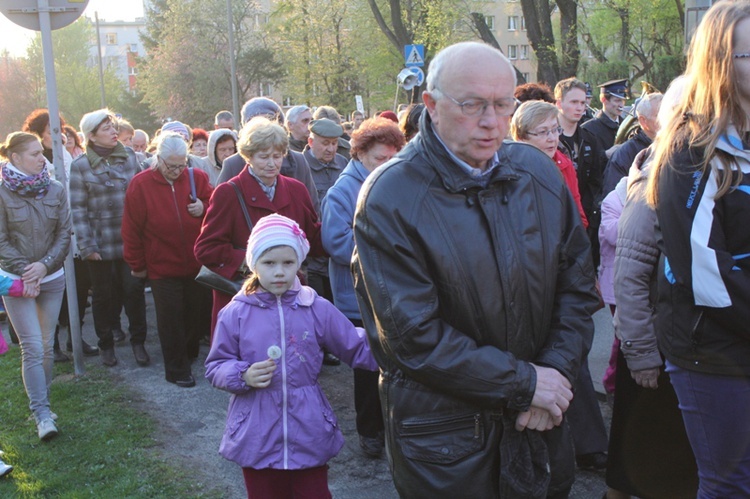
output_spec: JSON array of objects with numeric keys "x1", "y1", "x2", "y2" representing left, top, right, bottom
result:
[
  {"x1": 636, "y1": 92, "x2": 664, "y2": 120},
  {"x1": 214, "y1": 110, "x2": 233, "y2": 125},
  {"x1": 313, "y1": 105, "x2": 341, "y2": 123},
  {"x1": 426, "y1": 42, "x2": 515, "y2": 94},
  {"x1": 286, "y1": 105, "x2": 311, "y2": 125},
  {"x1": 134, "y1": 129, "x2": 149, "y2": 142},
  {"x1": 155, "y1": 132, "x2": 188, "y2": 159}
]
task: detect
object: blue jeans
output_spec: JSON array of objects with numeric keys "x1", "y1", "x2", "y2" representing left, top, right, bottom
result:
[
  {"x1": 3, "y1": 276, "x2": 65, "y2": 421},
  {"x1": 667, "y1": 360, "x2": 750, "y2": 498}
]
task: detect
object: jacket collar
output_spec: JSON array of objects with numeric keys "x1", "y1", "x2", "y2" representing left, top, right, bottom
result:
[
  {"x1": 716, "y1": 124, "x2": 750, "y2": 172},
  {"x1": 416, "y1": 110, "x2": 518, "y2": 193},
  {"x1": 235, "y1": 277, "x2": 317, "y2": 307},
  {"x1": 341, "y1": 159, "x2": 370, "y2": 183}
]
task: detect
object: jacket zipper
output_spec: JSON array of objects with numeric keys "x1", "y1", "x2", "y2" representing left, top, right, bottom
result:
[
  {"x1": 277, "y1": 296, "x2": 289, "y2": 469},
  {"x1": 400, "y1": 412, "x2": 481, "y2": 437},
  {"x1": 169, "y1": 184, "x2": 190, "y2": 266}
]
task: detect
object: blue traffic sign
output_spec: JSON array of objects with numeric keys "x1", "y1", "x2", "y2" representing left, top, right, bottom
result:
[{"x1": 404, "y1": 44, "x2": 425, "y2": 67}]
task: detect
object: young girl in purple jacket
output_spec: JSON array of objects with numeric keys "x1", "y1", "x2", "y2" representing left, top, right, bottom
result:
[{"x1": 205, "y1": 213, "x2": 378, "y2": 498}]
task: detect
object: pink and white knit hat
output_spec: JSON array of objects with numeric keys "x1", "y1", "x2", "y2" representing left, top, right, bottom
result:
[{"x1": 246, "y1": 214, "x2": 310, "y2": 271}]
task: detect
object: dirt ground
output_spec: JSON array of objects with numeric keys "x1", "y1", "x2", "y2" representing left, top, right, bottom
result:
[{"x1": 12, "y1": 291, "x2": 609, "y2": 498}]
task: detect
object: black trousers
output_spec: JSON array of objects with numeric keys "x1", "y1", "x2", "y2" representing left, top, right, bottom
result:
[
  {"x1": 87, "y1": 259, "x2": 147, "y2": 350},
  {"x1": 55, "y1": 257, "x2": 91, "y2": 349},
  {"x1": 350, "y1": 318, "x2": 384, "y2": 438},
  {"x1": 150, "y1": 276, "x2": 211, "y2": 380}
]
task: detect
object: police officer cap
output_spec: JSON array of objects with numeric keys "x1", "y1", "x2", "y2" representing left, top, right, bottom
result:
[
  {"x1": 585, "y1": 82, "x2": 593, "y2": 98},
  {"x1": 309, "y1": 118, "x2": 343, "y2": 138},
  {"x1": 598, "y1": 79, "x2": 629, "y2": 99}
]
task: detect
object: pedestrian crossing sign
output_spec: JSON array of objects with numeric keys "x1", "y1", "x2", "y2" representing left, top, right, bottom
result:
[{"x1": 404, "y1": 44, "x2": 425, "y2": 67}]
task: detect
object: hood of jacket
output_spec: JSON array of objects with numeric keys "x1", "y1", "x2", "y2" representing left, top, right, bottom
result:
[{"x1": 207, "y1": 128, "x2": 238, "y2": 170}]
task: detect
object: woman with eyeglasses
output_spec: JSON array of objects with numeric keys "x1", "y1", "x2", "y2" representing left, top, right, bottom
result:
[
  {"x1": 511, "y1": 100, "x2": 588, "y2": 227},
  {"x1": 70, "y1": 109, "x2": 150, "y2": 369},
  {"x1": 121, "y1": 133, "x2": 213, "y2": 387},
  {"x1": 194, "y1": 117, "x2": 324, "y2": 339}
]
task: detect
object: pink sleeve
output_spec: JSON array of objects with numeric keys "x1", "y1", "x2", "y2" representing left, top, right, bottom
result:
[{"x1": 8, "y1": 279, "x2": 24, "y2": 297}]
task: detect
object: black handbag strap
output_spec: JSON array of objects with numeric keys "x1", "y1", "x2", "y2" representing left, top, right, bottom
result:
[{"x1": 229, "y1": 181, "x2": 253, "y2": 232}]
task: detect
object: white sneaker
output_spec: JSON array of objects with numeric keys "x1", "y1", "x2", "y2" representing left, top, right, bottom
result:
[
  {"x1": 0, "y1": 458, "x2": 12, "y2": 478},
  {"x1": 37, "y1": 418, "x2": 58, "y2": 441}
]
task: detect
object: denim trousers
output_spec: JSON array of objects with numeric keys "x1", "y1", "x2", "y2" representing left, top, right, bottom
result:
[
  {"x1": 667, "y1": 360, "x2": 750, "y2": 498},
  {"x1": 87, "y1": 259, "x2": 147, "y2": 349},
  {"x1": 3, "y1": 275, "x2": 65, "y2": 421}
]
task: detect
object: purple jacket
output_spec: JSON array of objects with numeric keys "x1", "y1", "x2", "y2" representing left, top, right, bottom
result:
[
  {"x1": 598, "y1": 177, "x2": 627, "y2": 305},
  {"x1": 205, "y1": 278, "x2": 378, "y2": 469}
]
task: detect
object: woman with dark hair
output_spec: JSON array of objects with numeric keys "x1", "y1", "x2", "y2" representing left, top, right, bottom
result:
[
  {"x1": 195, "y1": 117, "x2": 324, "y2": 337},
  {"x1": 321, "y1": 117, "x2": 405, "y2": 457},
  {"x1": 122, "y1": 133, "x2": 213, "y2": 388},
  {"x1": 70, "y1": 108, "x2": 150, "y2": 368},
  {"x1": 0, "y1": 132, "x2": 71, "y2": 440},
  {"x1": 64, "y1": 125, "x2": 84, "y2": 159},
  {"x1": 647, "y1": 1, "x2": 750, "y2": 496},
  {"x1": 398, "y1": 104, "x2": 424, "y2": 142},
  {"x1": 514, "y1": 82, "x2": 555, "y2": 104}
]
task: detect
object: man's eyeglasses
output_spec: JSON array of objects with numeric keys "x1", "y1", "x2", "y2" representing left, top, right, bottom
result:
[
  {"x1": 526, "y1": 127, "x2": 563, "y2": 138},
  {"x1": 436, "y1": 90, "x2": 520, "y2": 117},
  {"x1": 734, "y1": 53, "x2": 750, "y2": 59},
  {"x1": 160, "y1": 157, "x2": 188, "y2": 171}
]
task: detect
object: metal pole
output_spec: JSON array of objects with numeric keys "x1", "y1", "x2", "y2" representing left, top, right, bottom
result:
[
  {"x1": 94, "y1": 11, "x2": 106, "y2": 108},
  {"x1": 38, "y1": 0, "x2": 85, "y2": 375},
  {"x1": 227, "y1": 0, "x2": 239, "y2": 130}
]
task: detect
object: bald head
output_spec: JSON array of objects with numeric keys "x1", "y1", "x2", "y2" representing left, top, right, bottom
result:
[
  {"x1": 425, "y1": 42, "x2": 516, "y2": 94},
  {"x1": 423, "y1": 42, "x2": 516, "y2": 170}
]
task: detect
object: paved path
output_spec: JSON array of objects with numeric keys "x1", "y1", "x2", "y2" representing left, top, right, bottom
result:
[{"x1": 31, "y1": 294, "x2": 615, "y2": 497}]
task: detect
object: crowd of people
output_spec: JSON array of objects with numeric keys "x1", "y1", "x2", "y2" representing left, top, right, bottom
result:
[{"x1": 1, "y1": 0, "x2": 749, "y2": 496}]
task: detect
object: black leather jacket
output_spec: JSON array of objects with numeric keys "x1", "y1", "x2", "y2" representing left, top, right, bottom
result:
[{"x1": 353, "y1": 113, "x2": 599, "y2": 498}]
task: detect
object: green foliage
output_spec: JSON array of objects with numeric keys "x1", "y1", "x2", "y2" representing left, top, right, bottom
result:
[
  {"x1": 0, "y1": 348, "x2": 216, "y2": 497},
  {"x1": 140, "y1": 0, "x2": 285, "y2": 127},
  {"x1": 650, "y1": 55, "x2": 686, "y2": 93},
  {"x1": 579, "y1": 0, "x2": 683, "y2": 83},
  {"x1": 24, "y1": 18, "x2": 129, "y2": 131}
]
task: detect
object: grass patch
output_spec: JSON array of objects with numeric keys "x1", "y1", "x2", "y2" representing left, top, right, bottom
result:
[{"x1": 0, "y1": 347, "x2": 213, "y2": 498}]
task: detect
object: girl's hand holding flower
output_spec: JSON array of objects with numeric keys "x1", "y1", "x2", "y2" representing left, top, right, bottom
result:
[{"x1": 242, "y1": 359, "x2": 277, "y2": 388}]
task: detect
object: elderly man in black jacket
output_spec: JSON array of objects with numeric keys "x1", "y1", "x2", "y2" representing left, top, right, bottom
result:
[{"x1": 353, "y1": 41, "x2": 600, "y2": 498}]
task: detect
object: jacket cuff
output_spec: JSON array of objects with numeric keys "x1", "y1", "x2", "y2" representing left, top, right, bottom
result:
[{"x1": 506, "y1": 361, "x2": 535, "y2": 412}]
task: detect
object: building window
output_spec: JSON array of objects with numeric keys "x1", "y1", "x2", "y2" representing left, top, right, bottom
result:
[
  {"x1": 129, "y1": 43, "x2": 138, "y2": 53},
  {"x1": 485, "y1": 15, "x2": 495, "y2": 30},
  {"x1": 508, "y1": 45, "x2": 518, "y2": 60},
  {"x1": 128, "y1": 67, "x2": 138, "y2": 76},
  {"x1": 106, "y1": 33, "x2": 117, "y2": 45},
  {"x1": 520, "y1": 45, "x2": 529, "y2": 60},
  {"x1": 508, "y1": 16, "x2": 518, "y2": 31},
  {"x1": 521, "y1": 16, "x2": 526, "y2": 31},
  {"x1": 522, "y1": 72, "x2": 530, "y2": 81}
]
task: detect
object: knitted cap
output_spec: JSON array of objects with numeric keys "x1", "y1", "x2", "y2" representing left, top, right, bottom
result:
[
  {"x1": 241, "y1": 97, "x2": 284, "y2": 126},
  {"x1": 246, "y1": 214, "x2": 310, "y2": 271},
  {"x1": 161, "y1": 121, "x2": 190, "y2": 142}
]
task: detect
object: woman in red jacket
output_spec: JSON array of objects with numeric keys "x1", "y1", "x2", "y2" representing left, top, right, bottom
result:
[
  {"x1": 122, "y1": 132, "x2": 213, "y2": 387},
  {"x1": 194, "y1": 117, "x2": 323, "y2": 337},
  {"x1": 510, "y1": 100, "x2": 588, "y2": 229}
]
